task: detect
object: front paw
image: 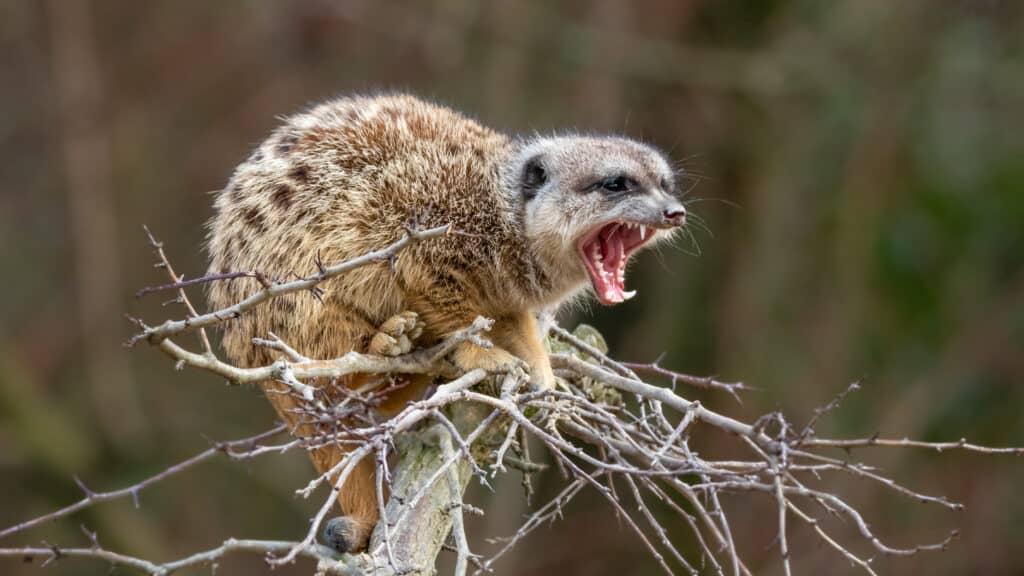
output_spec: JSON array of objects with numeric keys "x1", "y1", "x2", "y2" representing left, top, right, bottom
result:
[
  {"x1": 450, "y1": 343, "x2": 528, "y2": 381},
  {"x1": 368, "y1": 311, "x2": 422, "y2": 356}
]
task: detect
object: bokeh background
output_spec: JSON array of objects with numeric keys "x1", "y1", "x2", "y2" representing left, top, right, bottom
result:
[{"x1": 2, "y1": 1, "x2": 1022, "y2": 574}]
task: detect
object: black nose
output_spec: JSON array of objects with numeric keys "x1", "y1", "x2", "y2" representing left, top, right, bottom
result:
[{"x1": 663, "y1": 207, "x2": 686, "y2": 227}]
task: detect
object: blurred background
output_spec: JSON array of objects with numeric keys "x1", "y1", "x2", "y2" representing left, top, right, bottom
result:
[{"x1": 1, "y1": 1, "x2": 1022, "y2": 574}]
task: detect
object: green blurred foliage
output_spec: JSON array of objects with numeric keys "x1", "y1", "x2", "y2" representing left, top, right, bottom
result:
[{"x1": 0, "y1": 1, "x2": 1021, "y2": 574}]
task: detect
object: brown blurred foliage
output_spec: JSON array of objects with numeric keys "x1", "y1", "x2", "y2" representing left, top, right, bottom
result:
[{"x1": 1, "y1": 1, "x2": 1022, "y2": 574}]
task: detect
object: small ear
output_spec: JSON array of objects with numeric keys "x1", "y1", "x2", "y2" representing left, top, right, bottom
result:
[{"x1": 520, "y1": 155, "x2": 547, "y2": 200}]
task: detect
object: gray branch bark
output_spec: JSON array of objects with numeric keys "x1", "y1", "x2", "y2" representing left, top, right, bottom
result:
[{"x1": 319, "y1": 403, "x2": 490, "y2": 576}]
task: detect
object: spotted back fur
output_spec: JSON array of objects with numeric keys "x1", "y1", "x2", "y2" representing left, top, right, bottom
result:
[{"x1": 205, "y1": 93, "x2": 681, "y2": 551}]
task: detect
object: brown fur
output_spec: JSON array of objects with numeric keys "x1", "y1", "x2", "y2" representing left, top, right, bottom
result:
[{"x1": 206, "y1": 94, "x2": 683, "y2": 551}]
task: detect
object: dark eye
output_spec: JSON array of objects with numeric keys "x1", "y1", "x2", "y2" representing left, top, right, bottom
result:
[
  {"x1": 601, "y1": 176, "x2": 636, "y2": 193},
  {"x1": 521, "y1": 156, "x2": 547, "y2": 200}
]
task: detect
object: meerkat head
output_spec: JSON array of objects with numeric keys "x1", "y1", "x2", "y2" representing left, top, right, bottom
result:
[{"x1": 506, "y1": 135, "x2": 687, "y2": 306}]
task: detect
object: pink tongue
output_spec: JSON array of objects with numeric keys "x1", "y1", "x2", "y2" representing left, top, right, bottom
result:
[{"x1": 598, "y1": 227, "x2": 626, "y2": 302}]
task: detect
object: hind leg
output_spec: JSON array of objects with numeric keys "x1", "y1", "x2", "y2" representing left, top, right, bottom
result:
[
  {"x1": 320, "y1": 311, "x2": 426, "y2": 553},
  {"x1": 318, "y1": 451, "x2": 379, "y2": 553}
]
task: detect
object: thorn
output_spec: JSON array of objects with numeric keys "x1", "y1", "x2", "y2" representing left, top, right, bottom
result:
[
  {"x1": 315, "y1": 250, "x2": 327, "y2": 276},
  {"x1": 72, "y1": 475, "x2": 95, "y2": 498},
  {"x1": 79, "y1": 524, "x2": 99, "y2": 548},
  {"x1": 310, "y1": 286, "x2": 325, "y2": 304}
]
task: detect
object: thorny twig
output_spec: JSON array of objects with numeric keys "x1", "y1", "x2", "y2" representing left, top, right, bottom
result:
[
  {"x1": 126, "y1": 223, "x2": 450, "y2": 347},
  {"x1": 0, "y1": 426, "x2": 290, "y2": 541},
  {"x1": 141, "y1": 225, "x2": 214, "y2": 355},
  {"x1": 620, "y1": 358, "x2": 752, "y2": 401}
]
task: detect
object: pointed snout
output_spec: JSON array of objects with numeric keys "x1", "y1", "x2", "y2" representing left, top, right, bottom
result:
[{"x1": 661, "y1": 199, "x2": 686, "y2": 228}]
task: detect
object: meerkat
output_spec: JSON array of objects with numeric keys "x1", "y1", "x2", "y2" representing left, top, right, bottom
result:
[{"x1": 205, "y1": 93, "x2": 687, "y2": 553}]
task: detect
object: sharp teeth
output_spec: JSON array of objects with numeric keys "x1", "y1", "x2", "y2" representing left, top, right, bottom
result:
[
  {"x1": 640, "y1": 225, "x2": 647, "y2": 240},
  {"x1": 622, "y1": 290, "x2": 637, "y2": 300}
]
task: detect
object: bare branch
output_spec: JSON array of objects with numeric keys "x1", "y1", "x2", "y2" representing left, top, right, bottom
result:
[
  {"x1": 127, "y1": 224, "x2": 450, "y2": 347},
  {"x1": 619, "y1": 360, "x2": 752, "y2": 400},
  {"x1": 2, "y1": 538, "x2": 345, "y2": 576},
  {"x1": 141, "y1": 225, "x2": 215, "y2": 355},
  {"x1": 0, "y1": 426, "x2": 288, "y2": 541},
  {"x1": 802, "y1": 436, "x2": 1024, "y2": 455}
]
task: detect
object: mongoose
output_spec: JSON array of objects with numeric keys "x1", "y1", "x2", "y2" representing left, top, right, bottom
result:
[{"x1": 205, "y1": 93, "x2": 686, "y2": 552}]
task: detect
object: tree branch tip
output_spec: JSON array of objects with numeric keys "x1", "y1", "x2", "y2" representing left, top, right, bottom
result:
[{"x1": 141, "y1": 224, "x2": 162, "y2": 247}]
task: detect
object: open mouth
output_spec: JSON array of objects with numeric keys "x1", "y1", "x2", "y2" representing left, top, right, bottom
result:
[{"x1": 577, "y1": 221, "x2": 655, "y2": 305}]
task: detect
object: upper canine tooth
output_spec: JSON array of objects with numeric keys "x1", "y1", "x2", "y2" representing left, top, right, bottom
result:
[
  {"x1": 622, "y1": 290, "x2": 637, "y2": 300},
  {"x1": 640, "y1": 225, "x2": 647, "y2": 240}
]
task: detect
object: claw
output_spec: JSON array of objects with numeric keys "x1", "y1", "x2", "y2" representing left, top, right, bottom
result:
[
  {"x1": 322, "y1": 516, "x2": 368, "y2": 553},
  {"x1": 369, "y1": 311, "x2": 422, "y2": 356}
]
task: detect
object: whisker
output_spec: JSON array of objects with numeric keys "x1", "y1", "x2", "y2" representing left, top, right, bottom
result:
[
  {"x1": 681, "y1": 226, "x2": 703, "y2": 257},
  {"x1": 686, "y1": 217, "x2": 714, "y2": 239},
  {"x1": 682, "y1": 196, "x2": 743, "y2": 210}
]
